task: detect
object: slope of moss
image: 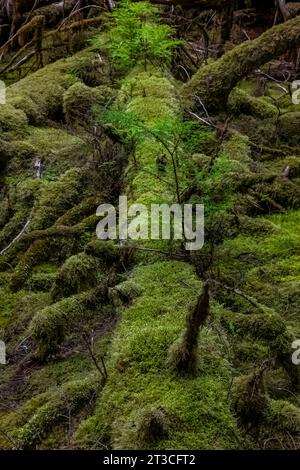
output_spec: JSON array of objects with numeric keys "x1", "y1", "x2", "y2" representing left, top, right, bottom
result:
[{"x1": 76, "y1": 261, "x2": 240, "y2": 450}]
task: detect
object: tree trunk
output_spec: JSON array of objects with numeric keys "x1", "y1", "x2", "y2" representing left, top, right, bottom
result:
[
  {"x1": 276, "y1": 0, "x2": 291, "y2": 21},
  {"x1": 181, "y1": 14, "x2": 300, "y2": 112},
  {"x1": 218, "y1": 4, "x2": 234, "y2": 56}
]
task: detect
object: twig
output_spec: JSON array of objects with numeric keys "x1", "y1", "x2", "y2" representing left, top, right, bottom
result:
[
  {"x1": 0, "y1": 219, "x2": 31, "y2": 256},
  {"x1": 187, "y1": 111, "x2": 216, "y2": 128}
]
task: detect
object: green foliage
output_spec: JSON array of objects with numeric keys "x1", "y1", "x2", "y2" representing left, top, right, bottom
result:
[
  {"x1": 93, "y1": 1, "x2": 180, "y2": 71},
  {"x1": 99, "y1": 104, "x2": 205, "y2": 204}
]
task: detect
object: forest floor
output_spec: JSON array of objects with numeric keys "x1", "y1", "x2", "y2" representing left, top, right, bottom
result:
[{"x1": 0, "y1": 1, "x2": 300, "y2": 450}]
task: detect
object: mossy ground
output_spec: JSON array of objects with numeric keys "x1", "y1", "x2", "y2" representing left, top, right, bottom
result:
[{"x1": 75, "y1": 261, "x2": 240, "y2": 450}]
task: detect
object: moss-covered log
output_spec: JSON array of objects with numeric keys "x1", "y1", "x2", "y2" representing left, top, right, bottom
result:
[{"x1": 182, "y1": 14, "x2": 300, "y2": 111}]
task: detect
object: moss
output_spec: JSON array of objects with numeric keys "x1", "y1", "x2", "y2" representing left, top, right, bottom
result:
[
  {"x1": 84, "y1": 240, "x2": 120, "y2": 263},
  {"x1": 271, "y1": 333, "x2": 300, "y2": 387},
  {"x1": 10, "y1": 240, "x2": 50, "y2": 291},
  {"x1": 25, "y1": 262, "x2": 58, "y2": 292},
  {"x1": 74, "y1": 415, "x2": 104, "y2": 449},
  {"x1": 216, "y1": 210, "x2": 300, "y2": 276},
  {"x1": 238, "y1": 215, "x2": 277, "y2": 236},
  {"x1": 28, "y1": 272, "x2": 56, "y2": 292},
  {"x1": 29, "y1": 286, "x2": 110, "y2": 359},
  {"x1": 5, "y1": 48, "x2": 106, "y2": 125},
  {"x1": 7, "y1": 75, "x2": 73, "y2": 126},
  {"x1": 15, "y1": 375, "x2": 99, "y2": 449},
  {"x1": 0, "y1": 289, "x2": 49, "y2": 348},
  {"x1": 75, "y1": 66, "x2": 244, "y2": 450},
  {"x1": 264, "y1": 399, "x2": 300, "y2": 434},
  {"x1": 221, "y1": 311, "x2": 286, "y2": 340},
  {"x1": 265, "y1": 368, "x2": 292, "y2": 399},
  {"x1": 0, "y1": 288, "x2": 22, "y2": 331},
  {"x1": 80, "y1": 262, "x2": 240, "y2": 450},
  {"x1": 51, "y1": 252, "x2": 104, "y2": 301},
  {"x1": 3, "y1": 22, "x2": 300, "y2": 450},
  {"x1": 0, "y1": 392, "x2": 53, "y2": 448},
  {"x1": 118, "y1": 70, "x2": 179, "y2": 117},
  {"x1": 0, "y1": 210, "x2": 28, "y2": 252},
  {"x1": 30, "y1": 168, "x2": 86, "y2": 230},
  {"x1": 181, "y1": 15, "x2": 300, "y2": 111},
  {"x1": 28, "y1": 354, "x2": 95, "y2": 395},
  {"x1": 5, "y1": 141, "x2": 37, "y2": 176},
  {"x1": 167, "y1": 283, "x2": 209, "y2": 375},
  {"x1": 21, "y1": 127, "x2": 88, "y2": 179},
  {"x1": 0, "y1": 104, "x2": 28, "y2": 137},
  {"x1": 278, "y1": 113, "x2": 300, "y2": 144},
  {"x1": 228, "y1": 88, "x2": 277, "y2": 119},
  {"x1": 109, "y1": 279, "x2": 142, "y2": 307},
  {"x1": 63, "y1": 82, "x2": 116, "y2": 127},
  {"x1": 255, "y1": 178, "x2": 300, "y2": 210},
  {"x1": 234, "y1": 339, "x2": 270, "y2": 368},
  {"x1": 232, "y1": 369, "x2": 267, "y2": 425},
  {"x1": 57, "y1": 196, "x2": 101, "y2": 226},
  {"x1": 136, "y1": 407, "x2": 175, "y2": 444}
]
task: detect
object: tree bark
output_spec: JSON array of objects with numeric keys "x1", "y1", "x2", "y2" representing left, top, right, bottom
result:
[
  {"x1": 218, "y1": 4, "x2": 234, "y2": 56},
  {"x1": 276, "y1": 0, "x2": 291, "y2": 21},
  {"x1": 168, "y1": 282, "x2": 210, "y2": 374},
  {"x1": 181, "y1": 14, "x2": 300, "y2": 112}
]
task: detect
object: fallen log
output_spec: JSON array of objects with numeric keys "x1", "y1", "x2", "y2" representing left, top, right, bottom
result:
[{"x1": 182, "y1": 14, "x2": 300, "y2": 112}]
